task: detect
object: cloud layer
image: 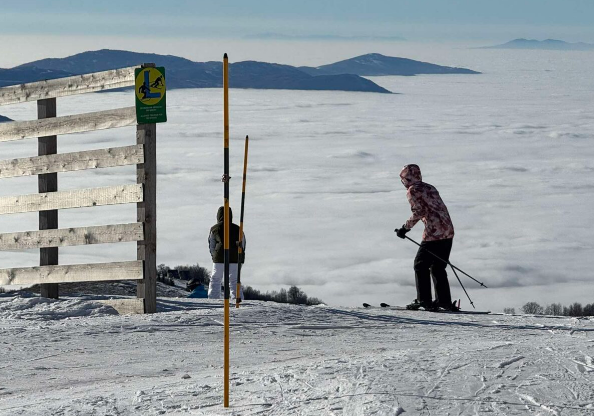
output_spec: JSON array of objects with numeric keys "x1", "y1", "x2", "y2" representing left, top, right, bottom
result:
[{"x1": 0, "y1": 47, "x2": 593, "y2": 311}]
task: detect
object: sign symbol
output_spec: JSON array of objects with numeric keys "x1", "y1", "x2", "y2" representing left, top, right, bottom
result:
[
  {"x1": 150, "y1": 75, "x2": 164, "y2": 89},
  {"x1": 139, "y1": 70, "x2": 161, "y2": 100}
]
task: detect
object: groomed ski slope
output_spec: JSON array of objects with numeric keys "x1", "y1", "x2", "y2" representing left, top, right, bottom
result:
[{"x1": 1, "y1": 296, "x2": 593, "y2": 415}]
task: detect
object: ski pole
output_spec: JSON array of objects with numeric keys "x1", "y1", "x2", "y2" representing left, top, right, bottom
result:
[
  {"x1": 404, "y1": 236, "x2": 488, "y2": 288},
  {"x1": 403, "y1": 236, "x2": 478, "y2": 308},
  {"x1": 449, "y1": 261, "x2": 475, "y2": 309},
  {"x1": 236, "y1": 135, "x2": 249, "y2": 308}
]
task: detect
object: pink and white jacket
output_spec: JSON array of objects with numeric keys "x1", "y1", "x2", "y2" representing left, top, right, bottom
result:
[{"x1": 400, "y1": 164, "x2": 454, "y2": 242}]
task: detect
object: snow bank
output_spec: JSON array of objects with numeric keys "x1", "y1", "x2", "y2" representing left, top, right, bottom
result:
[{"x1": 0, "y1": 293, "x2": 119, "y2": 320}]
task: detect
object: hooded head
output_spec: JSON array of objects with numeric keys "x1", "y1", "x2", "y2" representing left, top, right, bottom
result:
[
  {"x1": 217, "y1": 206, "x2": 233, "y2": 223},
  {"x1": 399, "y1": 164, "x2": 422, "y2": 189}
]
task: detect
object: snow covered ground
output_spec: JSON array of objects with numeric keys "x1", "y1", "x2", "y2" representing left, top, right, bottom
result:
[{"x1": 1, "y1": 295, "x2": 593, "y2": 415}]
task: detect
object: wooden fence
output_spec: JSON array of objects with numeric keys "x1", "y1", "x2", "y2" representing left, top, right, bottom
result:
[{"x1": 0, "y1": 65, "x2": 157, "y2": 313}]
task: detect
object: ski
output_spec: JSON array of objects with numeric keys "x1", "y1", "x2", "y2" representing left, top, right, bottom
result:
[
  {"x1": 362, "y1": 303, "x2": 491, "y2": 315},
  {"x1": 382, "y1": 302, "x2": 491, "y2": 315},
  {"x1": 362, "y1": 303, "x2": 404, "y2": 309}
]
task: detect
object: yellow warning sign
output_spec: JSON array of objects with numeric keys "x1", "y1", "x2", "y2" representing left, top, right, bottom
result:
[{"x1": 135, "y1": 66, "x2": 167, "y2": 124}]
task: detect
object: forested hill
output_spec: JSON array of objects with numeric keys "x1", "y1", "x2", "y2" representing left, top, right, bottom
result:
[
  {"x1": 299, "y1": 53, "x2": 480, "y2": 76},
  {"x1": 1, "y1": 49, "x2": 390, "y2": 93},
  {"x1": 1, "y1": 50, "x2": 481, "y2": 93},
  {"x1": 481, "y1": 38, "x2": 594, "y2": 51}
]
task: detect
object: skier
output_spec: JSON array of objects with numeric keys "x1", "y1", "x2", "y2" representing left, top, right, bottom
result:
[
  {"x1": 208, "y1": 206, "x2": 245, "y2": 300},
  {"x1": 150, "y1": 75, "x2": 164, "y2": 89},
  {"x1": 395, "y1": 164, "x2": 458, "y2": 311},
  {"x1": 138, "y1": 83, "x2": 150, "y2": 100}
]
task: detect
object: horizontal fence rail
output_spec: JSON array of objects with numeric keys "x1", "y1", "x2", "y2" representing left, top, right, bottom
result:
[
  {"x1": 0, "y1": 107, "x2": 136, "y2": 142},
  {"x1": 0, "y1": 184, "x2": 143, "y2": 215},
  {"x1": 0, "y1": 144, "x2": 144, "y2": 179},
  {"x1": 0, "y1": 260, "x2": 144, "y2": 286},
  {"x1": 0, "y1": 67, "x2": 137, "y2": 106},
  {"x1": 0, "y1": 223, "x2": 144, "y2": 250}
]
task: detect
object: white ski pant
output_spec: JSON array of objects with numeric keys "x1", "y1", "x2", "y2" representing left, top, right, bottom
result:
[{"x1": 208, "y1": 263, "x2": 244, "y2": 300}]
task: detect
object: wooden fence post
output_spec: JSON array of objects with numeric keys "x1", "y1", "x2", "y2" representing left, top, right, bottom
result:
[
  {"x1": 38, "y1": 98, "x2": 59, "y2": 299},
  {"x1": 136, "y1": 122, "x2": 157, "y2": 313}
]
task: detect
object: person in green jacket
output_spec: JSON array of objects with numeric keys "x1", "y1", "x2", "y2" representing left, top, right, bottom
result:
[{"x1": 207, "y1": 206, "x2": 245, "y2": 300}]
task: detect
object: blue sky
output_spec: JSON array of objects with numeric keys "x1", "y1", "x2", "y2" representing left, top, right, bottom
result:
[
  {"x1": 2, "y1": 0, "x2": 594, "y2": 38},
  {"x1": 1, "y1": 1, "x2": 594, "y2": 67}
]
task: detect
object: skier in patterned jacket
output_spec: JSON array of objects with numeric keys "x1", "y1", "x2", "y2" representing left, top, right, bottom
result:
[{"x1": 395, "y1": 164, "x2": 457, "y2": 311}]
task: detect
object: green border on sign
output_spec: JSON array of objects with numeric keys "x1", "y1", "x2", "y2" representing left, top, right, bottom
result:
[{"x1": 135, "y1": 67, "x2": 167, "y2": 124}]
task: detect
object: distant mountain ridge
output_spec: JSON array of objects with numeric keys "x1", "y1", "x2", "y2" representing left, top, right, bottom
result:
[
  {"x1": 0, "y1": 67, "x2": 73, "y2": 88},
  {"x1": 4, "y1": 50, "x2": 390, "y2": 93},
  {"x1": 0, "y1": 50, "x2": 481, "y2": 94},
  {"x1": 482, "y1": 39, "x2": 594, "y2": 51},
  {"x1": 299, "y1": 53, "x2": 480, "y2": 76}
]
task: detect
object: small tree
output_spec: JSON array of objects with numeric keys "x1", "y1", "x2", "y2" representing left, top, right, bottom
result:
[
  {"x1": 567, "y1": 302, "x2": 583, "y2": 317},
  {"x1": 522, "y1": 302, "x2": 544, "y2": 315},
  {"x1": 233, "y1": 284, "x2": 324, "y2": 306},
  {"x1": 243, "y1": 285, "x2": 262, "y2": 300},
  {"x1": 503, "y1": 307, "x2": 515, "y2": 315},
  {"x1": 176, "y1": 264, "x2": 210, "y2": 285},
  {"x1": 544, "y1": 303, "x2": 563, "y2": 316},
  {"x1": 157, "y1": 263, "x2": 170, "y2": 277},
  {"x1": 288, "y1": 286, "x2": 308, "y2": 305},
  {"x1": 306, "y1": 297, "x2": 324, "y2": 306},
  {"x1": 583, "y1": 303, "x2": 594, "y2": 316}
]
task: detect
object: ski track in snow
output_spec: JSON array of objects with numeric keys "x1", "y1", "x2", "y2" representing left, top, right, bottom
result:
[
  {"x1": 1, "y1": 296, "x2": 594, "y2": 415},
  {"x1": 496, "y1": 356, "x2": 524, "y2": 369}
]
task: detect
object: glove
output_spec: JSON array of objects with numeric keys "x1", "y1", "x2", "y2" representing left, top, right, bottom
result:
[{"x1": 395, "y1": 225, "x2": 410, "y2": 239}]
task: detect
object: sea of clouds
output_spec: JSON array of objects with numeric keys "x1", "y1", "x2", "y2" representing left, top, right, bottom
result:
[{"x1": 1, "y1": 46, "x2": 593, "y2": 311}]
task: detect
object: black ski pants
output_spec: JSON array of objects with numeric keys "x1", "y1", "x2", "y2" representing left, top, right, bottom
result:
[{"x1": 414, "y1": 238, "x2": 453, "y2": 306}]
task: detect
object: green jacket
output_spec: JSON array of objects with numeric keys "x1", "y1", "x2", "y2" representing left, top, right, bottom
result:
[{"x1": 208, "y1": 207, "x2": 245, "y2": 264}]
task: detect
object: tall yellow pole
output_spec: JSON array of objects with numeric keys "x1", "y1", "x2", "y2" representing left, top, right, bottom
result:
[
  {"x1": 223, "y1": 53, "x2": 230, "y2": 408},
  {"x1": 236, "y1": 135, "x2": 249, "y2": 308}
]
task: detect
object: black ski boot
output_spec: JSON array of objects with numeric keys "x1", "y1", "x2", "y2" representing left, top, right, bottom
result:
[
  {"x1": 435, "y1": 301, "x2": 460, "y2": 312},
  {"x1": 406, "y1": 299, "x2": 437, "y2": 311}
]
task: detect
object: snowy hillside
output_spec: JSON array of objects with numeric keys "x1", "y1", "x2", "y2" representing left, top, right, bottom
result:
[{"x1": 1, "y1": 295, "x2": 593, "y2": 415}]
